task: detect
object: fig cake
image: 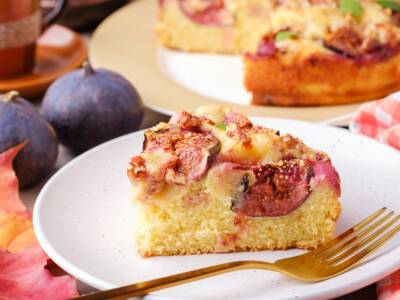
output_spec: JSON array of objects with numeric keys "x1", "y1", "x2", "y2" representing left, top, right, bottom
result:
[
  {"x1": 128, "y1": 105, "x2": 341, "y2": 257},
  {"x1": 157, "y1": 0, "x2": 400, "y2": 106}
]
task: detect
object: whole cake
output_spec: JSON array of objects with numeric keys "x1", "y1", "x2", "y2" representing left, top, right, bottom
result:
[
  {"x1": 157, "y1": 0, "x2": 400, "y2": 106},
  {"x1": 128, "y1": 105, "x2": 341, "y2": 257}
]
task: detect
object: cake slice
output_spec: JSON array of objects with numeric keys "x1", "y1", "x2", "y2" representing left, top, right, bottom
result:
[{"x1": 128, "y1": 105, "x2": 341, "y2": 257}]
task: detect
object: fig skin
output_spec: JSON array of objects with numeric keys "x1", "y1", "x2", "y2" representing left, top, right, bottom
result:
[
  {"x1": 0, "y1": 91, "x2": 59, "y2": 189},
  {"x1": 41, "y1": 63, "x2": 145, "y2": 153}
]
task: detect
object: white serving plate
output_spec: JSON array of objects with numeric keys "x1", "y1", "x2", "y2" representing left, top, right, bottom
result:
[
  {"x1": 90, "y1": 0, "x2": 361, "y2": 124},
  {"x1": 33, "y1": 117, "x2": 400, "y2": 300},
  {"x1": 157, "y1": 48, "x2": 251, "y2": 106}
]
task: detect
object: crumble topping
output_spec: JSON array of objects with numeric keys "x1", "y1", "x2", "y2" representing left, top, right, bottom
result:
[{"x1": 128, "y1": 107, "x2": 340, "y2": 217}]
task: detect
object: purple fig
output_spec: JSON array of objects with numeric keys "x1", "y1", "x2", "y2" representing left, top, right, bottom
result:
[{"x1": 41, "y1": 62, "x2": 145, "y2": 153}]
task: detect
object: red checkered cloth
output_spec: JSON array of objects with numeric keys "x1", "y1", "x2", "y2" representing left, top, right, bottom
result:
[
  {"x1": 350, "y1": 95, "x2": 400, "y2": 300},
  {"x1": 350, "y1": 94, "x2": 400, "y2": 150},
  {"x1": 378, "y1": 272, "x2": 400, "y2": 300}
]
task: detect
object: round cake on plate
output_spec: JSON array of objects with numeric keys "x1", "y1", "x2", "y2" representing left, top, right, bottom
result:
[{"x1": 157, "y1": 0, "x2": 400, "y2": 106}]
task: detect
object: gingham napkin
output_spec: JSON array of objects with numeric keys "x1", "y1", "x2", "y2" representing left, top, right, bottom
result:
[
  {"x1": 350, "y1": 93, "x2": 400, "y2": 150},
  {"x1": 378, "y1": 272, "x2": 400, "y2": 300},
  {"x1": 350, "y1": 94, "x2": 400, "y2": 300}
]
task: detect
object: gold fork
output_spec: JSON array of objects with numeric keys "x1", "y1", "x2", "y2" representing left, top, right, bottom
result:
[{"x1": 77, "y1": 207, "x2": 400, "y2": 300}]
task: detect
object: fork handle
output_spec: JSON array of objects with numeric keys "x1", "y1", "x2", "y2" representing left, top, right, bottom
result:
[{"x1": 76, "y1": 260, "x2": 278, "y2": 300}]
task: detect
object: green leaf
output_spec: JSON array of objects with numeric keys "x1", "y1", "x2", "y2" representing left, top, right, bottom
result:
[
  {"x1": 275, "y1": 31, "x2": 296, "y2": 42},
  {"x1": 215, "y1": 123, "x2": 227, "y2": 130},
  {"x1": 340, "y1": 0, "x2": 363, "y2": 17},
  {"x1": 377, "y1": 0, "x2": 400, "y2": 11}
]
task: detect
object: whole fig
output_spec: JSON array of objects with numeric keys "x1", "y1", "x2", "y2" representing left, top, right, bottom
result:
[
  {"x1": 0, "y1": 91, "x2": 58, "y2": 189},
  {"x1": 41, "y1": 62, "x2": 145, "y2": 153}
]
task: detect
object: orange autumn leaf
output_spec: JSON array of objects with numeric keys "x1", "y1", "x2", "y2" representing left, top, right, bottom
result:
[
  {"x1": 0, "y1": 143, "x2": 27, "y2": 214},
  {"x1": 0, "y1": 143, "x2": 78, "y2": 299},
  {"x1": 0, "y1": 246, "x2": 79, "y2": 300},
  {"x1": 7, "y1": 228, "x2": 37, "y2": 253},
  {"x1": 0, "y1": 212, "x2": 32, "y2": 250},
  {"x1": 0, "y1": 142, "x2": 32, "y2": 251}
]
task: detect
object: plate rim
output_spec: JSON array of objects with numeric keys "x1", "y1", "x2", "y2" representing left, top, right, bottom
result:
[{"x1": 33, "y1": 118, "x2": 400, "y2": 300}]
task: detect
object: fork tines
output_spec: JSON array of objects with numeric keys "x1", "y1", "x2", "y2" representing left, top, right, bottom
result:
[{"x1": 314, "y1": 208, "x2": 400, "y2": 267}]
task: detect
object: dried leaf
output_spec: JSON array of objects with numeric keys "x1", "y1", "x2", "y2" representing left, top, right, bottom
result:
[
  {"x1": 0, "y1": 143, "x2": 27, "y2": 214},
  {"x1": 7, "y1": 228, "x2": 37, "y2": 253},
  {"x1": 0, "y1": 213, "x2": 32, "y2": 250},
  {"x1": 0, "y1": 144, "x2": 79, "y2": 299},
  {"x1": 0, "y1": 246, "x2": 79, "y2": 300}
]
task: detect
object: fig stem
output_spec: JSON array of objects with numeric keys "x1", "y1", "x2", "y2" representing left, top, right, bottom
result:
[
  {"x1": 3, "y1": 91, "x2": 19, "y2": 103},
  {"x1": 83, "y1": 61, "x2": 95, "y2": 76}
]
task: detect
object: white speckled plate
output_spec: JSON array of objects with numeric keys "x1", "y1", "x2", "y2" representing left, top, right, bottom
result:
[{"x1": 33, "y1": 118, "x2": 400, "y2": 300}]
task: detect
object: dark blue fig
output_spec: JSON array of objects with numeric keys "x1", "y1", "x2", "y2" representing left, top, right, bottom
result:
[
  {"x1": 0, "y1": 91, "x2": 59, "y2": 189},
  {"x1": 41, "y1": 62, "x2": 145, "y2": 153}
]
